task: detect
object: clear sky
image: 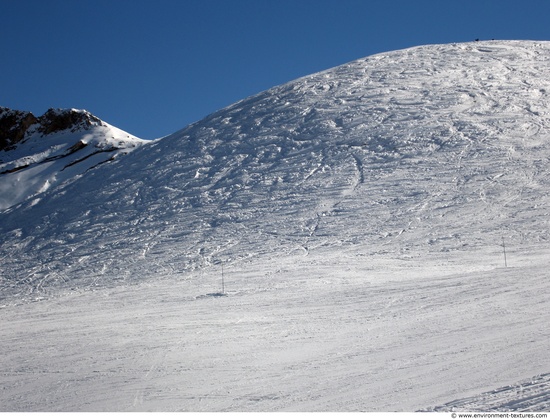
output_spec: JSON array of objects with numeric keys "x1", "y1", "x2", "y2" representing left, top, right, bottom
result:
[{"x1": 2, "y1": 0, "x2": 550, "y2": 139}]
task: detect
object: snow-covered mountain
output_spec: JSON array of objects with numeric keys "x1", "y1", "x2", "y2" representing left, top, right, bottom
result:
[
  {"x1": 1, "y1": 41, "x2": 550, "y2": 412},
  {"x1": 2, "y1": 40, "x2": 550, "y2": 300},
  {"x1": 0, "y1": 107, "x2": 147, "y2": 210}
]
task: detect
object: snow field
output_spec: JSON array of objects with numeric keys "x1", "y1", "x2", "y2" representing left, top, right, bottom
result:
[
  {"x1": 1, "y1": 246, "x2": 549, "y2": 411},
  {"x1": 1, "y1": 40, "x2": 550, "y2": 412}
]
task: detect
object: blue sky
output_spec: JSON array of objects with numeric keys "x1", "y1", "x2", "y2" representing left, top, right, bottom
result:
[{"x1": 2, "y1": 0, "x2": 550, "y2": 139}]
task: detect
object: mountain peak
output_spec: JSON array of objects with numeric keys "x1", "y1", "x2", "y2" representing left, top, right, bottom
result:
[
  {"x1": 0, "y1": 107, "x2": 104, "y2": 152},
  {"x1": 0, "y1": 107, "x2": 147, "y2": 211},
  {"x1": 37, "y1": 108, "x2": 103, "y2": 135}
]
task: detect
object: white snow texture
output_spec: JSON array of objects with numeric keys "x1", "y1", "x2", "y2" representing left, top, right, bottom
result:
[{"x1": 1, "y1": 40, "x2": 550, "y2": 412}]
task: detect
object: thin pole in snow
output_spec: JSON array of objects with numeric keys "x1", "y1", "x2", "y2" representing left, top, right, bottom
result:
[
  {"x1": 502, "y1": 237, "x2": 508, "y2": 268},
  {"x1": 221, "y1": 261, "x2": 225, "y2": 294}
]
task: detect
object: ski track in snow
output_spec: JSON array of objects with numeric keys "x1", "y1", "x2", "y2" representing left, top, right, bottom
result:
[
  {"x1": 1, "y1": 248, "x2": 549, "y2": 411},
  {"x1": 1, "y1": 41, "x2": 550, "y2": 411},
  {"x1": 426, "y1": 373, "x2": 550, "y2": 412}
]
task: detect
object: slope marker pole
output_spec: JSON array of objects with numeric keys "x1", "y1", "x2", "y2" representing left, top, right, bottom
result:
[
  {"x1": 221, "y1": 261, "x2": 225, "y2": 294},
  {"x1": 502, "y1": 237, "x2": 508, "y2": 268}
]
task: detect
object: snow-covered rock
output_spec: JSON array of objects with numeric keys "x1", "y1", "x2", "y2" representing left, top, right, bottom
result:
[{"x1": 0, "y1": 108, "x2": 148, "y2": 210}]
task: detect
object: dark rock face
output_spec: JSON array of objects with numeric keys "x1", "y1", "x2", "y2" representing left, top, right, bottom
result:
[
  {"x1": 37, "y1": 108, "x2": 102, "y2": 135},
  {"x1": 0, "y1": 107, "x2": 103, "y2": 152},
  {"x1": 0, "y1": 108, "x2": 38, "y2": 151}
]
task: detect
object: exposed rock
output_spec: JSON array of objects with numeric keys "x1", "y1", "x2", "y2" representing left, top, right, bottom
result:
[
  {"x1": 37, "y1": 108, "x2": 102, "y2": 135},
  {"x1": 0, "y1": 107, "x2": 104, "y2": 152},
  {"x1": 0, "y1": 107, "x2": 38, "y2": 151}
]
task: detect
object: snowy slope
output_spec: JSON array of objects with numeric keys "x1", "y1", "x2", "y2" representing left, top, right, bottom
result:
[
  {"x1": 1, "y1": 40, "x2": 550, "y2": 411},
  {"x1": 0, "y1": 108, "x2": 148, "y2": 211},
  {"x1": 2, "y1": 40, "x2": 550, "y2": 299},
  {"x1": 1, "y1": 248, "x2": 549, "y2": 411}
]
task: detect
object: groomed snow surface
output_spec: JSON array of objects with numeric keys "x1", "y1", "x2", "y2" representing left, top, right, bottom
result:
[
  {"x1": 1, "y1": 40, "x2": 550, "y2": 412},
  {"x1": 1, "y1": 247, "x2": 549, "y2": 411}
]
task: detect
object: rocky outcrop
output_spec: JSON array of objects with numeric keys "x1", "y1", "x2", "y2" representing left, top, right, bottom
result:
[
  {"x1": 37, "y1": 108, "x2": 102, "y2": 135},
  {"x1": 0, "y1": 107, "x2": 103, "y2": 152},
  {"x1": 0, "y1": 108, "x2": 38, "y2": 151}
]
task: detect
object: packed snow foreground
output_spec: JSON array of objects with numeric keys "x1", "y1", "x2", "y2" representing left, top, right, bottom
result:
[{"x1": 1, "y1": 40, "x2": 550, "y2": 412}]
